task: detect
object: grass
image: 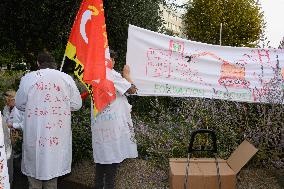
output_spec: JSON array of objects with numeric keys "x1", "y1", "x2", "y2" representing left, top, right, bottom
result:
[{"x1": 65, "y1": 159, "x2": 282, "y2": 189}]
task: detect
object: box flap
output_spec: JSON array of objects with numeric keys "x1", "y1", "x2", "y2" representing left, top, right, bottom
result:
[
  {"x1": 169, "y1": 158, "x2": 227, "y2": 163},
  {"x1": 227, "y1": 140, "x2": 258, "y2": 173}
]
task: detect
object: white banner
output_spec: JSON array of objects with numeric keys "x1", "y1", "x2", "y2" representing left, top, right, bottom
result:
[
  {"x1": 126, "y1": 25, "x2": 284, "y2": 103},
  {"x1": 0, "y1": 112, "x2": 10, "y2": 189}
]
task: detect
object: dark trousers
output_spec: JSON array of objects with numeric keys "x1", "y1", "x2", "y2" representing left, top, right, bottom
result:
[
  {"x1": 94, "y1": 163, "x2": 119, "y2": 189},
  {"x1": 27, "y1": 177, "x2": 58, "y2": 189},
  {"x1": 7, "y1": 156, "x2": 13, "y2": 184}
]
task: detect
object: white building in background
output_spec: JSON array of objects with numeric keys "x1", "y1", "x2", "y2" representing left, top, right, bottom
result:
[{"x1": 160, "y1": 4, "x2": 184, "y2": 37}]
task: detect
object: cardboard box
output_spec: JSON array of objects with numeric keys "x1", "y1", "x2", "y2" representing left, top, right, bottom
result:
[{"x1": 169, "y1": 140, "x2": 258, "y2": 189}]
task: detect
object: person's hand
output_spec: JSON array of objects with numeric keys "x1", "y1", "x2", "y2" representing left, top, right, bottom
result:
[
  {"x1": 123, "y1": 65, "x2": 131, "y2": 80},
  {"x1": 7, "y1": 124, "x2": 13, "y2": 129},
  {"x1": 123, "y1": 65, "x2": 137, "y2": 94}
]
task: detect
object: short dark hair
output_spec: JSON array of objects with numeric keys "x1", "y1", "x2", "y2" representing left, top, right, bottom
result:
[
  {"x1": 109, "y1": 49, "x2": 118, "y2": 60},
  {"x1": 4, "y1": 89, "x2": 16, "y2": 99},
  {"x1": 37, "y1": 52, "x2": 57, "y2": 69}
]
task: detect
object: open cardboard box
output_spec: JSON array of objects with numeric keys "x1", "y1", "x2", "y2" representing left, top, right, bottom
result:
[{"x1": 169, "y1": 140, "x2": 258, "y2": 189}]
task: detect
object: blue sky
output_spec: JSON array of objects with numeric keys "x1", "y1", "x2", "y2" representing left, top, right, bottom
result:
[
  {"x1": 172, "y1": 0, "x2": 284, "y2": 48},
  {"x1": 259, "y1": 0, "x2": 284, "y2": 48}
]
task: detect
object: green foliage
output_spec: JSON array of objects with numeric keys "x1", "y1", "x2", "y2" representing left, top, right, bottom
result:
[
  {"x1": 133, "y1": 97, "x2": 283, "y2": 169},
  {"x1": 0, "y1": 48, "x2": 22, "y2": 69},
  {"x1": 104, "y1": 0, "x2": 164, "y2": 70},
  {"x1": 183, "y1": 0, "x2": 264, "y2": 47},
  {"x1": 0, "y1": 71, "x2": 24, "y2": 156},
  {"x1": 0, "y1": 0, "x2": 164, "y2": 69},
  {"x1": 0, "y1": 71, "x2": 23, "y2": 109},
  {"x1": 71, "y1": 108, "x2": 93, "y2": 164},
  {"x1": 0, "y1": 0, "x2": 82, "y2": 68},
  {"x1": 0, "y1": 71, "x2": 282, "y2": 169},
  {"x1": 0, "y1": 0, "x2": 165, "y2": 164},
  {"x1": 0, "y1": 0, "x2": 281, "y2": 172}
]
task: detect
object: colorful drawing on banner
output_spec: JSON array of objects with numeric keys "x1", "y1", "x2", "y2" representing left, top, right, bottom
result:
[
  {"x1": 154, "y1": 83, "x2": 205, "y2": 96},
  {"x1": 127, "y1": 25, "x2": 284, "y2": 104},
  {"x1": 148, "y1": 40, "x2": 281, "y2": 92},
  {"x1": 146, "y1": 41, "x2": 206, "y2": 85},
  {"x1": 184, "y1": 50, "x2": 250, "y2": 88},
  {"x1": 218, "y1": 61, "x2": 249, "y2": 88},
  {"x1": 169, "y1": 40, "x2": 184, "y2": 54}
]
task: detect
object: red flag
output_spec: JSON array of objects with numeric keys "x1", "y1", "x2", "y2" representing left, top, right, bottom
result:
[{"x1": 65, "y1": 0, "x2": 116, "y2": 113}]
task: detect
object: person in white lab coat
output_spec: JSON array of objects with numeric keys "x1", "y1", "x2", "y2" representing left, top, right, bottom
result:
[
  {"x1": 15, "y1": 51, "x2": 82, "y2": 189},
  {"x1": 3, "y1": 90, "x2": 25, "y2": 131},
  {"x1": 0, "y1": 113, "x2": 11, "y2": 189},
  {"x1": 91, "y1": 50, "x2": 138, "y2": 189},
  {"x1": 7, "y1": 106, "x2": 24, "y2": 130},
  {"x1": 2, "y1": 89, "x2": 21, "y2": 185}
]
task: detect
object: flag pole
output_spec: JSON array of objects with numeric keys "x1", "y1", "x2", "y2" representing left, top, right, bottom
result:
[
  {"x1": 59, "y1": 54, "x2": 66, "y2": 72},
  {"x1": 219, "y1": 23, "x2": 223, "y2": 46}
]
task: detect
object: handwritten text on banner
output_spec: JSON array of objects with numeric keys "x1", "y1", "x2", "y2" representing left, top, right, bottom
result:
[{"x1": 126, "y1": 25, "x2": 284, "y2": 103}]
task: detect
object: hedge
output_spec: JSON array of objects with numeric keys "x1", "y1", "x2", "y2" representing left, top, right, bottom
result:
[{"x1": 0, "y1": 71, "x2": 283, "y2": 170}]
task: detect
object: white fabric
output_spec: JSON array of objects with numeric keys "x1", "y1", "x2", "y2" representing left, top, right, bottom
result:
[
  {"x1": 91, "y1": 70, "x2": 138, "y2": 164},
  {"x1": 16, "y1": 68, "x2": 82, "y2": 180},
  {"x1": 1, "y1": 106, "x2": 12, "y2": 160},
  {"x1": 126, "y1": 25, "x2": 284, "y2": 104},
  {"x1": 2, "y1": 105, "x2": 24, "y2": 161},
  {"x1": 9, "y1": 107, "x2": 24, "y2": 130},
  {"x1": 0, "y1": 112, "x2": 10, "y2": 189},
  {"x1": 2, "y1": 106, "x2": 10, "y2": 124}
]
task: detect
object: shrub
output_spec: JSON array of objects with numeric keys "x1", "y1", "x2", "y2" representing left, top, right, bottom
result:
[
  {"x1": 71, "y1": 107, "x2": 93, "y2": 164},
  {"x1": 0, "y1": 71, "x2": 23, "y2": 109},
  {"x1": 132, "y1": 97, "x2": 283, "y2": 170},
  {"x1": 0, "y1": 71, "x2": 282, "y2": 170}
]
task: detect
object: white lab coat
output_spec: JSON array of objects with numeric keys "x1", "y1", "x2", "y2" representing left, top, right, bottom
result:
[
  {"x1": 0, "y1": 112, "x2": 10, "y2": 189},
  {"x1": 16, "y1": 68, "x2": 82, "y2": 180},
  {"x1": 9, "y1": 107, "x2": 24, "y2": 130},
  {"x1": 2, "y1": 106, "x2": 12, "y2": 160},
  {"x1": 91, "y1": 70, "x2": 138, "y2": 164}
]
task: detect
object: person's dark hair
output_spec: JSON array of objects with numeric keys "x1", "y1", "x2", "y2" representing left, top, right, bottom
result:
[
  {"x1": 37, "y1": 52, "x2": 57, "y2": 69},
  {"x1": 109, "y1": 49, "x2": 118, "y2": 60}
]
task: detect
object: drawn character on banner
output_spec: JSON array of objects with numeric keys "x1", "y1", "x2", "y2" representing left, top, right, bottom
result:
[
  {"x1": 183, "y1": 50, "x2": 249, "y2": 88},
  {"x1": 146, "y1": 48, "x2": 172, "y2": 77},
  {"x1": 218, "y1": 61, "x2": 250, "y2": 88},
  {"x1": 146, "y1": 40, "x2": 206, "y2": 84}
]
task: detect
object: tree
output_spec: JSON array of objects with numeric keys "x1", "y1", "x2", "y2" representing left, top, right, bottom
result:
[
  {"x1": 104, "y1": 0, "x2": 164, "y2": 70},
  {"x1": 183, "y1": 0, "x2": 264, "y2": 47},
  {"x1": 0, "y1": 0, "x2": 82, "y2": 69},
  {"x1": 0, "y1": 0, "x2": 164, "y2": 70}
]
